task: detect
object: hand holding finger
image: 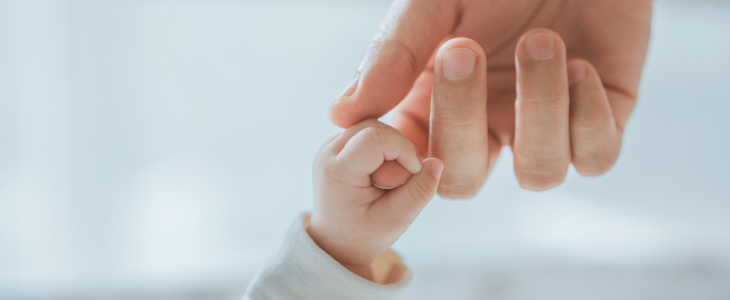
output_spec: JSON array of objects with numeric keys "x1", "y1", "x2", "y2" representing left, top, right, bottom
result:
[
  {"x1": 371, "y1": 160, "x2": 413, "y2": 190},
  {"x1": 372, "y1": 158, "x2": 444, "y2": 222},
  {"x1": 333, "y1": 121, "x2": 422, "y2": 188}
]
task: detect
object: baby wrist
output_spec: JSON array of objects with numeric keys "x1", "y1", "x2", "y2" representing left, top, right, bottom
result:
[{"x1": 306, "y1": 221, "x2": 377, "y2": 280}]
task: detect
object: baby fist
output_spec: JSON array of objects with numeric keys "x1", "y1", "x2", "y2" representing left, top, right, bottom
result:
[{"x1": 308, "y1": 119, "x2": 443, "y2": 280}]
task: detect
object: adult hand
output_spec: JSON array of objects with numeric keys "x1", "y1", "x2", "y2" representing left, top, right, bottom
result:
[{"x1": 329, "y1": 0, "x2": 652, "y2": 198}]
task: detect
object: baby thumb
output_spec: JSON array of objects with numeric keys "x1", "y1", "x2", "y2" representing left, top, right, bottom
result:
[{"x1": 384, "y1": 158, "x2": 444, "y2": 218}]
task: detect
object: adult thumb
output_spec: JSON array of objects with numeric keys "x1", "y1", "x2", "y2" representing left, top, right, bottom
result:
[
  {"x1": 327, "y1": 0, "x2": 458, "y2": 128},
  {"x1": 380, "y1": 158, "x2": 444, "y2": 220}
]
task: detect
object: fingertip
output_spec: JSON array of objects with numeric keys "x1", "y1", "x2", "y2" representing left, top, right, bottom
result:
[
  {"x1": 338, "y1": 76, "x2": 360, "y2": 99},
  {"x1": 524, "y1": 33, "x2": 556, "y2": 60},
  {"x1": 328, "y1": 99, "x2": 377, "y2": 129},
  {"x1": 516, "y1": 28, "x2": 566, "y2": 64},
  {"x1": 437, "y1": 37, "x2": 486, "y2": 57},
  {"x1": 574, "y1": 154, "x2": 618, "y2": 177},
  {"x1": 515, "y1": 171, "x2": 567, "y2": 191},
  {"x1": 327, "y1": 99, "x2": 354, "y2": 129},
  {"x1": 423, "y1": 157, "x2": 444, "y2": 180},
  {"x1": 407, "y1": 158, "x2": 423, "y2": 175},
  {"x1": 440, "y1": 48, "x2": 478, "y2": 81},
  {"x1": 328, "y1": 76, "x2": 363, "y2": 128},
  {"x1": 435, "y1": 38, "x2": 486, "y2": 83}
]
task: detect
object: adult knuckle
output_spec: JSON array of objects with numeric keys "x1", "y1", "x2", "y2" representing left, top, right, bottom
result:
[
  {"x1": 517, "y1": 93, "x2": 568, "y2": 116},
  {"x1": 390, "y1": 39, "x2": 420, "y2": 75},
  {"x1": 434, "y1": 108, "x2": 482, "y2": 127},
  {"x1": 571, "y1": 107, "x2": 607, "y2": 129},
  {"x1": 367, "y1": 28, "x2": 421, "y2": 76}
]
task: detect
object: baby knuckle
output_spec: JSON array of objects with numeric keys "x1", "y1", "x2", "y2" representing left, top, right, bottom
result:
[
  {"x1": 323, "y1": 158, "x2": 344, "y2": 179},
  {"x1": 362, "y1": 127, "x2": 388, "y2": 145}
]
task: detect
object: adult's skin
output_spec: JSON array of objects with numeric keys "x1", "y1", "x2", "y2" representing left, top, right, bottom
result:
[{"x1": 329, "y1": 0, "x2": 652, "y2": 198}]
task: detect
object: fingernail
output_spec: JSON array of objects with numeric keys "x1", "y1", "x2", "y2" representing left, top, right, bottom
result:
[
  {"x1": 524, "y1": 33, "x2": 556, "y2": 60},
  {"x1": 428, "y1": 159, "x2": 444, "y2": 179},
  {"x1": 337, "y1": 76, "x2": 359, "y2": 98},
  {"x1": 442, "y1": 48, "x2": 477, "y2": 81},
  {"x1": 568, "y1": 62, "x2": 588, "y2": 84}
]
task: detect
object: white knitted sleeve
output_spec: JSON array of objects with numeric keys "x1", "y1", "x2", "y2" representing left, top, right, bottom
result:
[{"x1": 243, "y1": 213, "x2": 411, "y2": 300}]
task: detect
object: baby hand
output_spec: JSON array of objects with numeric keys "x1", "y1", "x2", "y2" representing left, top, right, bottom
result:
[{"x1": 308, "y1": 119, "x2": 444, "y2": 280}]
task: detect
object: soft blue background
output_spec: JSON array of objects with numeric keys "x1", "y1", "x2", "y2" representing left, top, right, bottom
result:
[{"x1": 0, "y1": 0, "x2": 728, "y2": 299}]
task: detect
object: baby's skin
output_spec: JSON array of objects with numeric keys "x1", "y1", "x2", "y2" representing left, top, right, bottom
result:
[{"x1": 307, "y1": 119, "x2": 444, "y2": 281}]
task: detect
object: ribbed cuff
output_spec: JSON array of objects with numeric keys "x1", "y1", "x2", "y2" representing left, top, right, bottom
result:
[{"x1": 244, "y1": 212, "x2": 411, "y2": 300}]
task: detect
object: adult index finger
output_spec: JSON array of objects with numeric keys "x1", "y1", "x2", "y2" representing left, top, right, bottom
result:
[
  {"x1": 513, "y1": 29, "x2": 571, "y2": 191},
  {"x1": 429, "y1": 38, "x2": 491, "y2": 199}
]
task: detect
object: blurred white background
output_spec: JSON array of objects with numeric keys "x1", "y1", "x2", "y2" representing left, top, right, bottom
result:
[{"x1": 0, "y1": 0, "x2": 729, "y2": 299}]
